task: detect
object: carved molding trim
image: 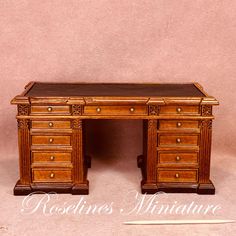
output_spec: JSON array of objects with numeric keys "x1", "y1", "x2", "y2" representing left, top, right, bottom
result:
[
  {"x1": 201, "y1": 105, "x2": 212, "y2": 116},
  {"x1": 18, "y1": 104, "x2": 30, "y2": 116},
  {"x1": 17, "y1": 119, "x2": 30, "y2": 129},
  {"x1": 71, "y1": 119, "x2": 82, "y2": 129},
  {"x1": 148, "y1": 105, "x2": 159, "y2": 116},
  {"x1": 72, "y1": 105, "x2": 83, "y2": 115}
]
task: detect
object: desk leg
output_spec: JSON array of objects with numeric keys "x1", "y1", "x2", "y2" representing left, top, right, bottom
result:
[
  {"x1": 14, "y1": 119, "x2": 32, "y2": 195},
  {"x1": 140, "y1": 119, "x2": 158, "y2": 194},
  {"x1": 197, "y1": 119, "x2": 215, "y2": 194},
  {"x1": 71, "y1": 119, "x2": 89, "y2": 194}
]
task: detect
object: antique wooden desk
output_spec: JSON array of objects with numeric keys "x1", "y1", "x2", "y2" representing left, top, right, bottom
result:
[{"x1": 11, "y1": 82, "x2": 219, "y2": 195}]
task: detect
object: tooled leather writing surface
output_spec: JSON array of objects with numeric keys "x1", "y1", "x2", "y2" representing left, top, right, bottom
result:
[{"x1": 26, "y1": 83, "x2": 206, "y2": 97}]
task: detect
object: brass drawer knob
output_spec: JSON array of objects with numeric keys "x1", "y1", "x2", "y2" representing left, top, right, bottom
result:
[
  {"x1": 175, "y1": 173, "x2": 180, "y2": 178},
  {"x1": 48, "y1": 122, "x2": 54, "y2": 127},
  {"x1": 176, "y1": 107, "x2": 182, "y2": 113},
  {"x1": 96, "y1": 107, "x2": 101, "y2": 113},
  {"x1": 176, "y1": 138, "x2": 181, "y2": 143},
  {"x1": 50, "y1": 156, "x2": 55, "y2": 161},
  {"x1": 49, "y1": 138, "x2": 54, "y2": 143},
  {"x1": 130, "y1": 107, "x2": 135, "y2": 112},
  {"x1": 47, "y1": 107, "x2": 53, "y2": 112},
  {"x1": 177, "y1": 122, "x2": 182, "y2": 127},
  {"x1": 176, "y1": 156, "x2": 181, "y2": 161},
  {"x1": 50, "y1": 172, "x2": 55, "y2": 178}
]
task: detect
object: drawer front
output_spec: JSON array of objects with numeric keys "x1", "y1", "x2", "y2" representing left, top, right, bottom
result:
[
  {"x1": 158, "y1": 170, "x2": 198, "y2": 183},
  {"x1": 83, "y1": 105, "x2": 148, "y2": 116},
  {"x1": 31, "y1": 120, "x2": 71, "y2": 129},
  {"x1": 32, "y1": 135, "x2": 71, "y2": 145},
  {"x1": 32, "y1": 152, "x2": 71, "y2": 163},
  {"x1": 31, "y1": 106, "x2": 71, "y2": 115},
  {"x1": 159, "y1": 106, "x2": 199, "y2": 115},
  {"x1": 159, "y1": 120, "x2": 199, "y2": 130},
  {"x1": 159, "y1": 134, "x2": 199, "y2": 146},
  {"x1": 32, "y1": 169, "x2": 72, "y2": 183},
  {"x1": 158, "y1": 152, "x2": 198, "y2": 165}
]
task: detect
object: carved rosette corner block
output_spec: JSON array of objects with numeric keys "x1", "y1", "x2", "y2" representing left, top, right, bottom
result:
[
  {"x1": 71, "y1": 119, "x2": 82, "y2": 129},
  {"x1": 201, "y1": 105, "x2": 212, "y2": 116},
  {"x1": 148, "y1": 105, "x2": 159, "y2": 116},
  {"x1": 201, "y1": 119, "x2": 212, "y2": 130},
  {"x1": 18, "y1": 104, "x2": 30, "y2": 116},
  {"x1": 17, "y1": 119, "x2": 30, "y2": 129},
  {"x1": 72, "y1": 105, "x2": 83, "y2": 116}
]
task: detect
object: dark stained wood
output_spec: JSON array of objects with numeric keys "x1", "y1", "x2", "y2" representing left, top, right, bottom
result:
[{"x1": 11, "y1": 82, "x2": 218, "y2": 195}]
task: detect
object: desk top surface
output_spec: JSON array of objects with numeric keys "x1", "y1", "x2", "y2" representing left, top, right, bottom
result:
[{"x1": 25, "y1": 83, "x2": 206, "y2": 97}]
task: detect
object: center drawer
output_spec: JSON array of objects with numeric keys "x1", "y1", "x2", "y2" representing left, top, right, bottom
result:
[
  {"x1": 83, "y1": 105, "x2": 148, "y2": 116},
  {"x1": 32, "y1": 169, "x2": 72, "y2": 183},
  {"x1": 31, "y1": 135, "x2": 71, "y2": 145},
  {"x1": 159, "y1": 134, "x2": 199, "y2": 146}
]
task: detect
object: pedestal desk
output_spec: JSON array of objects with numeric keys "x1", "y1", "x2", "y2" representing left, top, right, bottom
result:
[{"x1": 11, "y1": 82, "x2": 219, "y2": 195}]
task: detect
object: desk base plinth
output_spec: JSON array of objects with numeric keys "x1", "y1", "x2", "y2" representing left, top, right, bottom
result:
[{"x1": 14, "y1": 180, "x2": 89, "y2": 195}]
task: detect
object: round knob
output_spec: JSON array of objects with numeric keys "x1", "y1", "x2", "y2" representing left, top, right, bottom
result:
[
  {"x1": 49, "y1": 138, "x2": 54, "y2": 143},
  {"x1": 47, "y1": 107, "x2": 53, "y2": 112},
  {"x1": 175, "y1": 173, "x2": 180, "y2": 178},
  {"x1": 176, "y1": 138, "x2": 181, "y2": 143},
  {"x1": 48, "y1": 122, "x2": 53, "y2": 127},
  {"x1": 130, "y1": 107, "x2": 135, "y2": 113},
  {"x1": 50, "y1": 156, "x2": 55, "y2": 161},
  {"x1": 176, "y1": 107, "x2": 182, "y2": 113},
  {"x1": 176, "y1": 156, "x2": 181, "y2": 161},
  {"x1": 96, "y1": 107, "x2": 101, "y2": 113},
  {"x1": 50, "y1": 172, "x2": 55, "y2": 178},
  {"x1": 177, "y1": 122, "x2": 182, "y2": 127}
]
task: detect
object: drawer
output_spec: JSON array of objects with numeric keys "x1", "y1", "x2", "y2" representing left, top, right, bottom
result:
[
  {"x1": 157, "y1": 170, "x2": 198, "y2": 183},
  {"x1": 159, "y1": 134, "x2": 199, "y2": 146},
  {"x1": 83, "y1": 105, "x2": 148, "y2": 116},
  {"x1": 159, "y1": 120, "x2": 199, "y2": 130},
  {"x1": 31, "y1": 135, "x2": 71, "y2": 145},
  {"x1": 159, "y1": 106, "x2": 199, "y2": 115},
  {"x1": 32, "y1": 169, "x2": 72, "y2": 183},
  {"x1": 31, "y1": 120, "x2": 71, "y2": 129},
  {"x1": 31, "y1": 105, "x2": 71, "y2": 115},
  {"x1": 32, "y1": 152, "x2": 71, "y2": 163},
  {"x1": 158, "y1": 152, "x2": 198, "y2": 165}
]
